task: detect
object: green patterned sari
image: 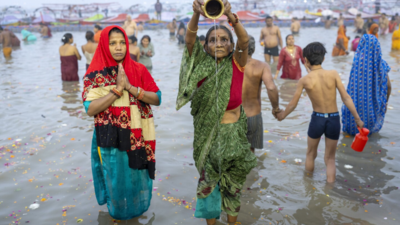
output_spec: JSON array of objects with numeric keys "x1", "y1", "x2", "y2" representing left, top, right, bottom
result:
[{"x1": 177, "y1": 39, "x2": 257, "y2": 218}]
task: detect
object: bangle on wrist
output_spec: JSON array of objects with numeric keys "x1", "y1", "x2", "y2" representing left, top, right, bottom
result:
[
  {"x1": 137, "y1": 87, "x2": 141, "y2": 98},
  {"x1": 228, "y1": 13, "x2": 239, "y2": 28},
  {"x1": 187, "y1": 26, "x2": 198, "y2": 33},
  {"x1": 110, "y1": 88, "x2": 121, "y2": 98},
  {"x1": 138, "y1": 88, "x2": 145, "y2": 100}
]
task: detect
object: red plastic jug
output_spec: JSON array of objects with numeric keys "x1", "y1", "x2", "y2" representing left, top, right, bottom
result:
[{"x1": 351, "y1": 127, "x2": 370, "y2": 152}]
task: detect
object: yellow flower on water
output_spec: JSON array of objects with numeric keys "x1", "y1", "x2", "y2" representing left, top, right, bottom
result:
[{"x1": 268, "y1": 140, "x2": 273, "y2": 143}]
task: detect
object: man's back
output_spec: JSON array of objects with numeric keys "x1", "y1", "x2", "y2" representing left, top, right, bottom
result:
[
  {"x1": 301, "y1": 69, "x2": 339, "y2": 113},
  {"x1": 242, "y1": 58, "x2": 269, "y2": 117},
  {"x1": 0, "y1": 30, "x2": 11, "y2": 47}
]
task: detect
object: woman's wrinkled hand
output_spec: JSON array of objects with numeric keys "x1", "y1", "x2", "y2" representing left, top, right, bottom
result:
[
  {"x1": 223, "y1": 0, "x2": 232, "y2": 16},
  {"x1": 193, "y1": 0, "x2": 204, "y2": 15}
]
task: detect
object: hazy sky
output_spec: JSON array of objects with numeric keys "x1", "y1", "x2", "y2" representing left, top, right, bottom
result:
[{"x1": 2, "y1": 0, "x2": 190, "y2": 8}]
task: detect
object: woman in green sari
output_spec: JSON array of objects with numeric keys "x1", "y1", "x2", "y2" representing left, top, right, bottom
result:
[{"x1": 176, "y1": 1, "x2": 257, "y2": 224}]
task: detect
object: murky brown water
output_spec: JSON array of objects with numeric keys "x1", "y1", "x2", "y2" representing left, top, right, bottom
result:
[{"x1": 1, "y1": 27, "x2": 399, "y2": 225}]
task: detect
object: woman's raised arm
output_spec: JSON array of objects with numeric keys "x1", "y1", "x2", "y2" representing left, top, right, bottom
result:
[{"x1": 186, "y1": 0, "x2": 203, "y2": 56}]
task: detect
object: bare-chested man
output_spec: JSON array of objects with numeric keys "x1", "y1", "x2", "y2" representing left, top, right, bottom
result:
[
  {"x1": 123, "y1": 15, "x2": 138, "y2": 37},
  {"x1": 0, "y1": 27, "x2": 12, "y2": 58},
  {"x1": 354, "y1": 14, "x2": 364, "y2": 34},
  {"x1": 379, "y1": 13, "x2": 389, "y2": 35},
  {"x1": 337, "y1": 13, "x2": 344, "y2": 27},
  {"x1": 290, "y1": 17, "x2": 301, "y2": 34},
  {"x1": 325, "y1": 16, "x2": 332, "y2": 29},
  {"x1": 260, "y1": 16, "x2": 283, "y2": 65},
  {"x1": 167, "y1": 19, "x2": 177, "y2": 38},
  {"x1": 40, "y1": 23, "x2": 51, "y2": 38},
  {"x1": 243, "y1": 36, "x2": 280, "y2": 153}
]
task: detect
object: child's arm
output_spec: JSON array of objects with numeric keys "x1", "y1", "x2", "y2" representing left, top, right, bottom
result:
[
  {"x1": 277, "y1": 78, "x2": 304, "y2": 121},
  {"x1": 336, "y1": 73, "x2": 364, "y2": 128}
]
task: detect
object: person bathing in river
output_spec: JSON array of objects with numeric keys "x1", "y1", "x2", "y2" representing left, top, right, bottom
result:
[
  {"x1": 128, "y1": 35, "x2": 140, "y2": 62},
  {"x1": 243, "y1": 36, "x2": 280, "y2": 153},
  {"x1": 59, "y1": 33, "x2": 81, "y2": 81},
  {"x1": 177, "y1": 22, "x2": 186, "y2": 45},
  {"x1": 81, "y1": 31, "x2": 98, "y2": 70},
  {"x1": 176, "y1": 1, "x2": 257, "y2": 224},
  {"x1": 93, "y1": 25, "x2": 103, "y2": 43},
  {"x1": 139, "y1": 35, "x2": 154, "y2": 73},
  {"x1": 167, "y1": 19, "x2": 177, "y2": 38},
  {"x1": 290, "y1": 17, "x2": 301, "y2": 34},
  {"x1": 260, "y1": 16, "x2": 283, "y2": 68},
  {"x1": 0, "y1": 27, "x2": 13, "y2": 58},
  {"x1": 276, "y1": 42, "x2": 364, "y2": 183},
  {"x1": 354, "y1": 14, "x2": 364, "y2": 34},
  {"x1": 332, "y1": 25, "x2": 349, "y2": 56},
  {"x1": 342, "y1": 35, "x2": 391, "y2": 136},
  {"x1": 275, "y1": 34, "x2": 306, "y2": 80},
  {"x1": 40, "y1": 23, "x2": 52, "y2": 38},
  {"x1": 351, "y1": 35, "x2": 361, "y2": 51},
  {"x1": 82, "y1": 25, "x2": 161, "y2": 221},
  {"x1": 123, "y1": 15, "x2": 138, "y2": 37}
]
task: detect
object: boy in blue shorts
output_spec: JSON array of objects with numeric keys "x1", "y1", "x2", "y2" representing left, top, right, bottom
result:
[{"x1": 277, "y1": 42, "x2": 364, "y2": 182}]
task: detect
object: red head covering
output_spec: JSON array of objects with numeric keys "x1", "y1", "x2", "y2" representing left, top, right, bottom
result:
[
  {"x1": 82, "y1": 25, "x2": 159, "y2": 179},
  {"x1": 84, "y1": 25, "x2": 158, "y2": 94}
]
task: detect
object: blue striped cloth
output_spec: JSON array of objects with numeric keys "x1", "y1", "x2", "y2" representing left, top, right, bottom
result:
[{"x1": 341, "y1": 34, "x2": 390, "y2": 135}]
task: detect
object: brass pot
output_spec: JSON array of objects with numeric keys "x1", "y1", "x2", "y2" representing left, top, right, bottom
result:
[{"x1": 200, "y1": 0, "x2": 225, "y2": 20}]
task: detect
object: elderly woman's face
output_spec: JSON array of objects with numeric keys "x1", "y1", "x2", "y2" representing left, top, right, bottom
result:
[
  {"x1": 205, "y1": 29, "x2": 233, "y2": 60},
  {"x1": 109, "y1": 31, "x2": 126, "y2": 63}
]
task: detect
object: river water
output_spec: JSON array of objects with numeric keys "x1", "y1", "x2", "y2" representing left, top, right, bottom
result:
[{"x1": 1, "y1": 27, "x2": 399, "y2": 225}]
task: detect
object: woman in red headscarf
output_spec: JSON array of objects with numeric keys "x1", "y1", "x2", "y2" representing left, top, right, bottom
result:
[{"x1": 82, "y1": 25, "x2": 161, "y2": 220}]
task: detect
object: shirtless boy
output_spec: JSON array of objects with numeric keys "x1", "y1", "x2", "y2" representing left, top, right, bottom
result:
[
  {"x1": 277, "y1": 42, "x2": 364, "y2": 183},
  {"x1": 40, "y1": 23, "x2": 49, "y2": 38},
  {"x1": 243, "y1": 36, "x2": 280, "y2": 153},
  {"x1": 354, "y1": 14, "x2": 364, "y2": 33},
  {"x1": 0, "y1": 27, "x2": 12, "y2": 58},
  {"x1": 260, "y1": 16, "x2": 283, "y2": 65},
  {"x1": 290, "y1": 17, "x2": 301, "y2": 34},
  {"x1": 167, "y1": 19, "x2": 177, "y2": 38}
]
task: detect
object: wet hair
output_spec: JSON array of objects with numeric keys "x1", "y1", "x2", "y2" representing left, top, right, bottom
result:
[
  {"x1": 303, "y1": 42, "x2": 327, "y2": 66},
  {"x1": 94, "y1": 25, "x2": 102, "y2": 30},
  {"x1": 265, "y1": 16, "x2": 273, "y2": 21},
  {"x1": 293, "y1": 17, "x2": 298, "y2": 20},
  {"x1": 392, "y1": 16, "x2": 396, "y2": 21},
  {"x1": 85, "y1": 31, "x2": 94, "y2": 42},
  {"x1": 61, "y1": 33, "x2": 73, "y2": 45},
  {"x1": 355, "y1": 35, "x2": 360, "y2": 39},
  {"x1": 327, "y1": 16, "x2": 331, "y2": 20},
  {"x1": 109, "y1": 27, "x2": 124, "y2": 36},
  {"x1": 179, "y1": 22, "x2": 186, "y2": 31},
  {"x1": 173, "y1": 18, "x2": 176, "y2": 22},
  {"x1": 128, "y1": 35, "x2": 137, "y2": 44},
  {"x1": 286, "y1": 34, "x2": 294, "y2": 44},
  {"x1": 248, "y1": 35, "x2": 255, "y2": 56},
  {"x1": 204, "y1": 25, "x2": 234, "y2": 46},
  {"x1": 141, "y1": 35, "x2": 151, "y2": 44},
  {"x1": 199, "y1": 35, "x2": 205, "y2": 41},
  {"x1": 382, "y1": 13, "x2": 386, "y2": 16}
]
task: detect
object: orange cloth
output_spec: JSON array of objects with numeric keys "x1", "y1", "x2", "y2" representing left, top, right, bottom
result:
[
  {"x1": 94, "y1": 30, "x2": 102, "y2": 43},
  {"x1": 369, "y1": 24, "x2": 379, "y2": 38},
  {"x1": 3, "y1": 47, "x2": 12, "y2": 57},
  {"x1": 332, "y1": 25, "x2": 348, "y2": 56}
]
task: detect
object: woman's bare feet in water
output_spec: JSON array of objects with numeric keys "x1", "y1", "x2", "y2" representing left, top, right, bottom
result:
[
  {"x1": 206, "y1": 218, "x2": 216, "y2": 225},
  {"x1": 227, "y1": 215, "x2": 238, "y2": 224}
]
